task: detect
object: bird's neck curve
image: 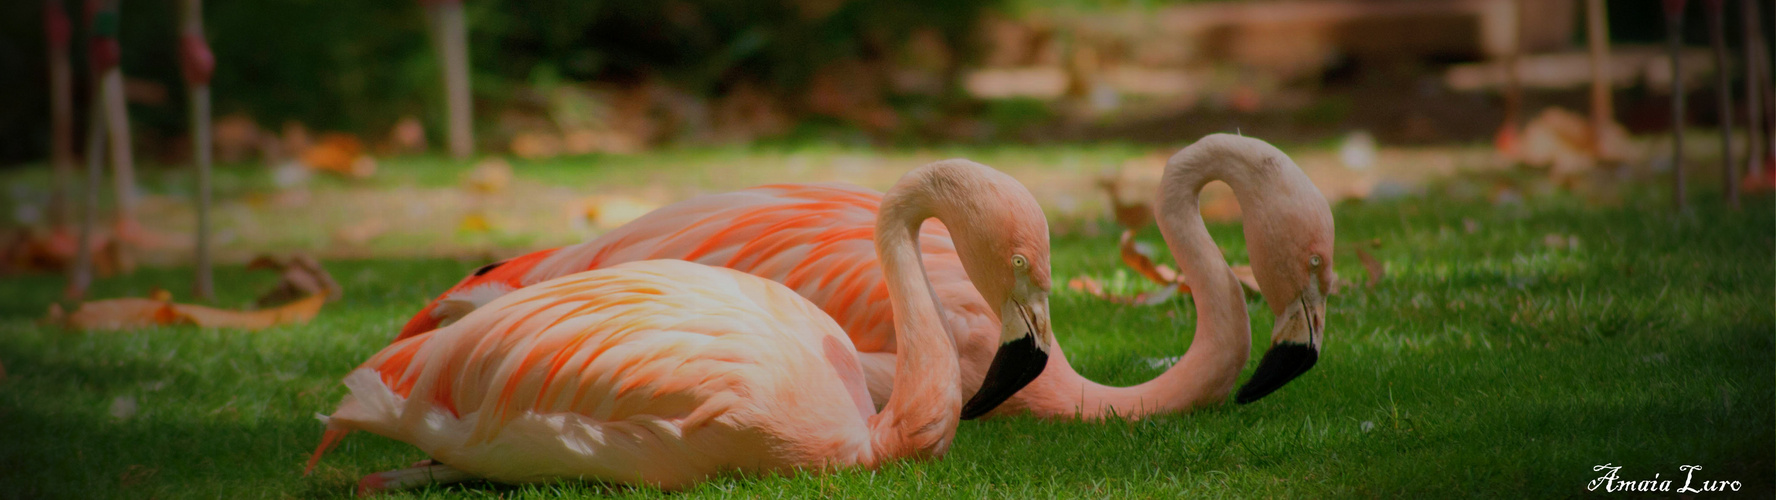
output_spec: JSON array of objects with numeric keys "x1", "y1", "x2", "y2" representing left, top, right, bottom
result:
[{"x1": 865, "y1": 172, "x2": 964, "y2": 463}]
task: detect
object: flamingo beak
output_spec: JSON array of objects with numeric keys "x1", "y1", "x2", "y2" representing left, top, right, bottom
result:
[
  {"x1": 962, "y1": 294, "x2": 1053, "y2": 419},
  {"x1": 1236, "y1": 283, "x2": 1325, "y2": 404}
]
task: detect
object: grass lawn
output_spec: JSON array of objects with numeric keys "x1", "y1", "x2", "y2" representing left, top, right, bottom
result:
[{"x1": 0, "y1": 153, "x2": 1771, "y2": 498}]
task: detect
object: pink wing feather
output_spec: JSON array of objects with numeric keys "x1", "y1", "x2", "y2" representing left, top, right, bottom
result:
[
  {"x1": 318, "y1": 261, "x2": 877, "y2": 488},
  {"x1": 401, "y1": 183, "x2": 981, "y2": 355}
]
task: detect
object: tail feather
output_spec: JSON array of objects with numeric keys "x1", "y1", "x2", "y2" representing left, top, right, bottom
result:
[{"x1": 304, "y1": 425, "x2": 351, "y2": 475}]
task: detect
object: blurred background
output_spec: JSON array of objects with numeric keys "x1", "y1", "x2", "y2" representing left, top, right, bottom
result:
[{"x1": 0, "y1": 0, "x2": 1770, "y2": 284}]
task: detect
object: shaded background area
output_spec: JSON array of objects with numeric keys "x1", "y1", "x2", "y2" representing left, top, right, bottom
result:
[{"x1": 0, "y1": 0, "x2": 1770, "y2": 165}]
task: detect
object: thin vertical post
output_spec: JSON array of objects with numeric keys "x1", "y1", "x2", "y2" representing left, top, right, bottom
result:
[
  {"x1": 1497, "y1": 0, "x2": 1524, "y2": 156},
  {"x1": 181, "y1": 0, "x2": 216, "y2": 300},
  {"x1": 1744, "y1": 0, "x2": 1772, "y2": 183},
  {"x1": 45, "y1": 0, "x2": 75, "y2": 229},
  {"x1": 1586, "y1": 0, "x2": 1613, "y2": 154},
  {"x1": 1706, "y1": 0, "x2": 1738, "y2": 208},
  {"x1": 1665, "y1": 0, "x2": 1689, "y2": 209},
  {"x1": 425, "y1": 0, "x2": 473, "y2": 159}
]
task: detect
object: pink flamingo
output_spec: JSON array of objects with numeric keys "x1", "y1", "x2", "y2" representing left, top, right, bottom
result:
[
  {"x1": 307, "y1": 160, "x2": 1055, "y2": 492},
  {"x1": 399, "y1": 134, "x2": 1333, "y2": 417}
]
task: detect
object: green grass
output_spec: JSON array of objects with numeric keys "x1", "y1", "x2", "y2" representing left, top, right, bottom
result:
[{"x1": 0, "y1": 168, "x2": 1771, "y2": 498}]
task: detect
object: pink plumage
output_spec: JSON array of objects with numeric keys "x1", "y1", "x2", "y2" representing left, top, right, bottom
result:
[{"x1": 311, "y1": 160, "x2": 1062, "y2": 492}]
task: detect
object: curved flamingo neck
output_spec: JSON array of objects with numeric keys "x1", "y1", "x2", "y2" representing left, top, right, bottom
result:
[
  {"x1": 1005, "y1": 143, "x2": 1262, "y2": 420},
  {"x1": 866, "y1": 171, "x2": 965, "y2": 462}
]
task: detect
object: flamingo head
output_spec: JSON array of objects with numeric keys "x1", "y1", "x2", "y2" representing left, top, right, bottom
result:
[
  {"x1": 905, "y1": 159, "x2": 1056, "y2": 420},
  {"x1": 1232, "y1": 150, "x2": 1336, "y2": 405}
]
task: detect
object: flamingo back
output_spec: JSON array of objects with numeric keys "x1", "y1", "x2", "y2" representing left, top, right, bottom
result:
[
  {"x1": 322, "y1": 260, "x2": 877, "y2": 488},
  {"x1": 399, "y1": 184, "x2": 983, "y2": 357}
]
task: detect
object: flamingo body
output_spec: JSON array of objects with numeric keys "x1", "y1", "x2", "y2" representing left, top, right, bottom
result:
[
  {"x1": 401, "y1": 184, "x2": 998, "y2": 408},
  {"x1": 314, "y1": 160, "x2": 1058, "y2": 491},
  {"x1": 397, "y1": 136, "x2": 1332, "y2": 419},
  {"x1": 326, "y1": 260, "x2": 879, "y2": 488}
]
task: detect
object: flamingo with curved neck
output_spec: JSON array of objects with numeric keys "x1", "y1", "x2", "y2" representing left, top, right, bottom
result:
[
  {"x1": 391, "y1": 135, "x2": 1332, "y2": 420},
  {"x1": 999, "y1": 134, "x2": 1336, "y2": 417},
  {"x1": 306, "y1": 160, "x2": 1054, "y2": 492}
]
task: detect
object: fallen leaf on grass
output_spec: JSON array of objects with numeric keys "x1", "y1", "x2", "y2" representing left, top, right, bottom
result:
[
  {"x1": 177, "y1": 294, "x2": 327, "y2": 330},
  {"x1": 464, "y1": 158, "x2": 513, "y2": 194},
  {"x1": 1067, "y1": 276, "x2": 1178, "y2": 305},
  {"x1": 1097, "y1": 177, "x2": 1154, "y2": 230},
  {"x1": 45, "y1": 294, "x2": 326, "y2": 332},
  {"x1": 1512, "y1": 107, "x2": 1635, "y2": 178},
  {"x1": 1116, "y1": 229, "x2": 1262, "y2": 294},
  {"x1": 510, "y1": 132, "x2": 563, "y2": 160},
  {"x1": 247, "y1": 254, "x2": 341, "y2": 306},
  {"x1": 578, "y1": 196, "x2": 661, "y2": 231},
  {"x1": 1355, "y1": 247, "x2": 1384, "y2": 288},
  {"x1": 45, "y1": 298, "x2": 177, "y2": 330},
  {"x1": 458, "y1": 213, "x2": 494, "y2": 234},
  {"x1": 301, "y1": 133, "x2": 376, "y2": 179},
  {"x1": 331, "y1": 218, "x2": 387, "y2": 247},
  {"x1": 2, "y1": 228, "x2": 131, "y2": 278},
  {"x1": 1120, "y1": 230, "x2": 1179, "y2": 285}
]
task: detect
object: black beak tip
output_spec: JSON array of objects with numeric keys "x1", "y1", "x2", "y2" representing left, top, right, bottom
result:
[
  {"x1": 1235, "y1": 342, "x2": 1319, "y2": 405},
  {"x1": 960, "y1": 336, "x2": 1049, "y2": 420}
]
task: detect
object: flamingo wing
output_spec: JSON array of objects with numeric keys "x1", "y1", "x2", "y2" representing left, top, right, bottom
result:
[
  {"x1": 400, "y1": 183, "x2": 976, "y2": 356},
  {"x1": 323, "y1": 260, "x2": 875, "y2": 489}
]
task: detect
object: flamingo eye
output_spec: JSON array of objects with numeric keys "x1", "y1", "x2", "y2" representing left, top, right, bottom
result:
[
  {"x1": 1309, "y1": 255, "x2": 1322, "y2": 268},
  {"x1": 1012, "y1": 255, "x2": 1028, "y2": 268}
]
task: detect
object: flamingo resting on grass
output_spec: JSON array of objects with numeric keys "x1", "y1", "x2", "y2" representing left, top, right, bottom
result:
[
  {"x1": 306, "y1": 160, "x2": 1056, "y2": 492},
  {"x1": 399, "y1": 134, "x2": 1333, "y2": 417}
]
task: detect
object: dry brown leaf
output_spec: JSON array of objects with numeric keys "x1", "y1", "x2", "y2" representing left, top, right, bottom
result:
[
  {"x1": 511, "y1": 132, "x2": 563, "y2": 160},
  {"x1": 50, "y1": 298, "x2": 179, "y2": 330},
  {"x1": 1513, "y1": 107, "x2": 1635, "y2": 178},
  {"x1": 302, "y1": 133, "x2": 373, "y2": 178},
  {"x1": 1097, "y1": 178, "x2": 1154, "y2": 230},
  {"x1": 48, "y1": 294, "x2": 326, "y2": 332},
  {"x1": 580, "y1": 196, "x2": 661, "y2": 230},
  {"x1": 458, "y1": 213, "x2": 494, "y2": 233},
  {"x1": 331, "y1": 219, "x2": 387, "y2": 247},
  {"x1": 1067, "y1": 276, "x2": 1178, "y2": 306},
  {"x1": 384, "y1": 116, "x2": 427, "y2": 154},
  {"x1": 464, "y1": 158, "x2": 513, "y2": 194},
  {"x1": 1119, "y1": 230, "x2": 1179, "y2": 285},
  {"x1": 247, "y1": 254, "x2": 342, "y2": 305},
  {"x1": 171, "y1": 294, "x2": 326, "y2": 330},
  {"x1": 1355, "y1": 247, "x2": 1384, "y2": 288},
  {"x1": 2, "y1": 228, "x2": 130, "y2": 278},
  {"x1": 1067, "y1": 276, "x2": 1106, "y2": 296}
]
